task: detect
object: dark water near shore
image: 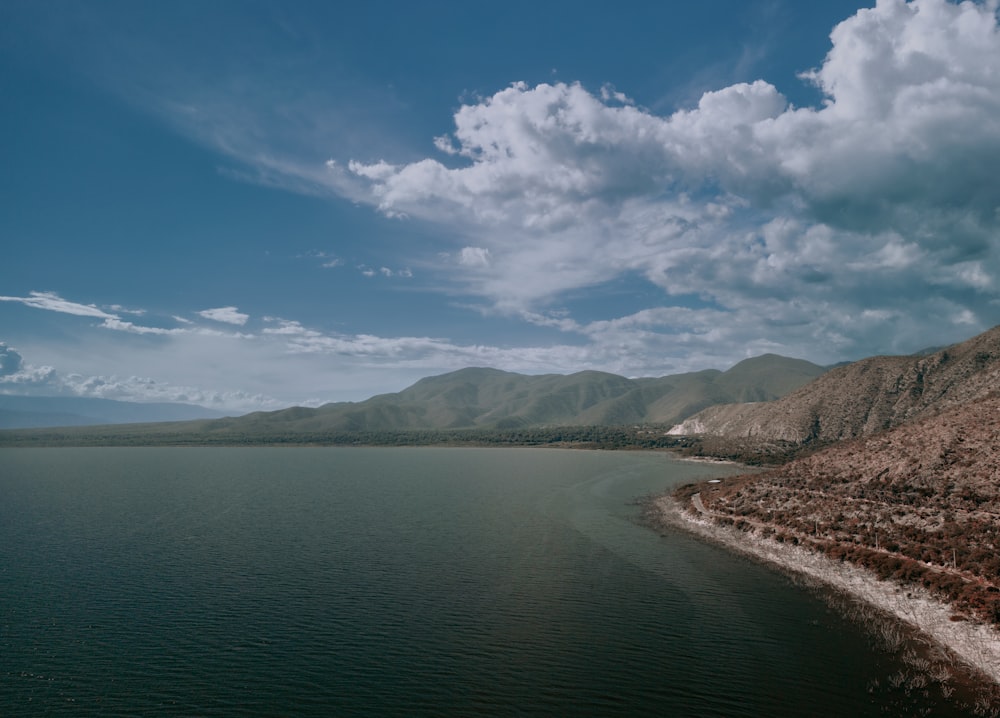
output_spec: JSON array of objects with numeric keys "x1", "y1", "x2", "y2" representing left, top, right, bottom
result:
[{"x1": 0, "y1": 447, "x2": 972, "y2": 716}]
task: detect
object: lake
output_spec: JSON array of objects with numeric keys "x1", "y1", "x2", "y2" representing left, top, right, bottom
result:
[{"x1": 0, "y1": 447, "x2": 968, "y2": 716}]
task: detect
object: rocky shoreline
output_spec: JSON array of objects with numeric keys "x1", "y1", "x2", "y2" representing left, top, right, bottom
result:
[{"x1": 646, "y1": 493, "x2": 1000, "y2": 698}]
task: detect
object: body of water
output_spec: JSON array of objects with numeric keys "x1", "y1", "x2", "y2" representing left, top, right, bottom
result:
[{"x1": 0, "y1": 447, "x2": 968, "y2": 716}]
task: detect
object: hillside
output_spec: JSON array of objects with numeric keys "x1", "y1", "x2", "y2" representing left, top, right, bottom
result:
[
  {"x1": 655, "y1": 325, "x2": 1000, "y2": 696},
  {"x1": 0, "y1": 354, "x2": 824, "y2": 441},
  {"x1": 669, "y1": 325, "x2": 1000, "y2": 445},
  {"x1": 220, "y1": 354, "x2": 824, "y2": 434},
  {"x1": 674, "y1": 392, "x2": 1000, "y2": 628}
]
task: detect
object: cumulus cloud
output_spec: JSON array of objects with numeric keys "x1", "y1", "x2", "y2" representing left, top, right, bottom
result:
[
  {"x1": 0, "y1": 337, "x2": 280, "y2": 410},
  {"x1": 0, "y1": 343, "x2": 25, "y2": 375},
  {"x1": 0, "y1": 343, "x2": 61, "y2": 389},
  {"x1": 197, "y1": 306, "x2": 250, "y2": 325},
  {"x1": 60, "y1": 373, "x2": 277, "y2": 411},
  {"x1": 341, "y1": 0, "x2": 1000, "y2": 357}
]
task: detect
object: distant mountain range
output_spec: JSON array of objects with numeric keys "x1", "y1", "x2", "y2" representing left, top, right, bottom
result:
[
  {"x1": 0, "y1": 353, "x2": 825, "y2": 433},
  {"x1": 224, "y1": 354, "x2": 826, "y2": 434},
  {"x1": 0, "y1": 395, "x2": 226, "y2": 429},
  {"x1": 668, "y1": 325, "x2": 1000, "y2": 445}
]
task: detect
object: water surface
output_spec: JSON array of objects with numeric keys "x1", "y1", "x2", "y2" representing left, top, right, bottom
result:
[{"x1": 0, "y1": 447, "x2": 966, "y2": 716}]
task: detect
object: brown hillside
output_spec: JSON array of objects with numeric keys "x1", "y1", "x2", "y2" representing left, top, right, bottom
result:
[
  {"x1": 680, "y1": 393, "x2": 1000, "y2": 625},
  {"x1": 670, "y1": 325, "x2": 1000, "y2": 444}
]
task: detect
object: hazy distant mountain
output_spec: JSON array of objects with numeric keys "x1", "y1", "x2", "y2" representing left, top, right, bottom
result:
[
  {"x1": 669, "y1": 324, "x2": 1000, "y2": 444},
  {"x1": 223, "y1": 354, "x2": 825, "y2": 434},
  {"x1": 0, "y1": 395, "x2": 227, "y2": 429}
]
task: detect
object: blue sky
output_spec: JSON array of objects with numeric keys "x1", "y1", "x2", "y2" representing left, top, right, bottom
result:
[{"x1": 2, "y1": 0, "x2": 1000, "y2": 411}]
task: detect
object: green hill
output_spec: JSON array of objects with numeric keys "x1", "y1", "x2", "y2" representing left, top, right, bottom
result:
[
  {"x1": 201, "y1": 355, "x2": 826, "y2": 434},
  {"x1": 0, "y1": 354, "x2": 826, "y2": 444}
]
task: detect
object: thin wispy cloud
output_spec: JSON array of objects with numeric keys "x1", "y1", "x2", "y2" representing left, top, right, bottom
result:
[
  {"x1": 106, "y1": 304, "x2": 147, "y2": 316},
  {"x1": 0, "y1": 291, "x2": 117, "y2": 319},
  {"x1": 1, "y1": 292, "x2": 250, "y2": 340}
]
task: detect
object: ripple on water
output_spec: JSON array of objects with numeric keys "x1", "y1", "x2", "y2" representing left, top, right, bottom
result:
[{"x1": 0, "y1": 447, "x2": 977, "y2": 717}]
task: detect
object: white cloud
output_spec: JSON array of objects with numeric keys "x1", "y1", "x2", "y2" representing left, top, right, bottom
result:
[
  {"x1": 60, "y1": 373, "x2": 276, "y2": 411},
  {"x1": 0, "y1": 343, "x2": 25, "y2": 375},
  {"x1": 100, "y1": 318, "x2": 186, "y2": 335},
  {"x1": 0, "y1": 333, "x2": 284, "y2": 410},
  {"x1": 106, "y1": 304, "x2": 147, "y2": 316},
  {"x1": 357, "y1": 265, "x2": 411, "y2": 278},
  {"x1": 0, "y1": 364, "x2": 58, "y2": 388},
  {"x1": 334, "y1": 0, "x2": 1000, "y2": 361},
  {"x1": 0, "y1": 292, "x2": 251, "y2": 338},
  {"x1": 2, "y1": 280, "x2": 983, "y2": 416},
  {"x1": 378, "y1": 266, "x2": 413, "y2": 278},
  {"x1": 0, "y1": 343, "x2": 58, "y2": 388},
  {"x1": 459, "y1": 246, "x2": 491, "y2": 267},
  {"x1": 40, "y1": 0, "x2": 995, "y2": 372},
  {"x1": 0, "y1": 291, "x2": 117, "y2": 319},
  {"x1": 299, "y1": 250, "x2": 344, "y2": 268},
  {"x1": 197, "y1": 306, "x2": 250, "y2": 325}
]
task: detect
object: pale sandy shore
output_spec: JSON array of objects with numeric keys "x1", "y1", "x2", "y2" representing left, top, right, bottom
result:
[
  {"x1": 651, "y1": 494, "x2": 1000, "y2": 688},
  {"x1": 674, "y1": 455, "x2": 741, "y2": 465}
]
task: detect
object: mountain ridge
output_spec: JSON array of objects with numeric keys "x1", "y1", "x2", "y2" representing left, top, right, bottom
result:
[
  {"x1": 674, "y1": 382, "x2": 1000, "y2": 630},
  {"x1": 668, "y1": 325, "x2": 1000, "y2": 444},
  {"x1": 0, "y1": 354, "x2": 826, "y2": 433},
  {"x1": 245, "y1": 354, "x2": 826, "y2": 433}
]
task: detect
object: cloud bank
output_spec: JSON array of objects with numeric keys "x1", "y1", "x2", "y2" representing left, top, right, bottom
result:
[
  {"x1": 338, "y1": 0, "x2": 1000, "y2": 355},
  {"x1": 0, "y1": 343, "x2": 57, "y2": 387}
]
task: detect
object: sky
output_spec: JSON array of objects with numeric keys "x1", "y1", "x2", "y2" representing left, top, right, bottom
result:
[{"x1": 2, "y1": 0, "x2": 1000, "y2": 412}]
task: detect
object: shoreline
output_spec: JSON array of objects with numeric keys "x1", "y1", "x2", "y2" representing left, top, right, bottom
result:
[
  {"x1": 672, "y1": 454, "x2": 742, "y2": 465},
  {"x1": 647, "y1": 493, "x2": 1000, "y2": 690}
]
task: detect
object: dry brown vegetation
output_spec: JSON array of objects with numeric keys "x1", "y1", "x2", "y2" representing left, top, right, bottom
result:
[
  {"x1": 670, "y1": 324, "x2": 1000, "y2": 445},
  {"x1": 676, "y1": 393, "x2": 1000, "y2": 627}
]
